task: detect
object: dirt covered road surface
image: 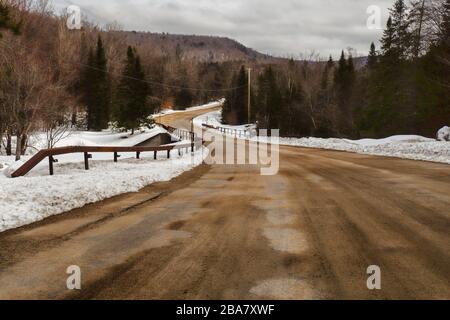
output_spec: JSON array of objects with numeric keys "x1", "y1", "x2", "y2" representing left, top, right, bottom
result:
[{"x1": 0, "y1": 106, "x2": 449, "y2": 300}]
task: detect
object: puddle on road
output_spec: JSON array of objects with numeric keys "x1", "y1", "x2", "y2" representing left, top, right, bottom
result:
[
  {"x1": 250, "y1": 278, "x2": 316, "y2": 299},
  {"x1": 262, "y1": 227, "x2": 308, "y2": 254}
]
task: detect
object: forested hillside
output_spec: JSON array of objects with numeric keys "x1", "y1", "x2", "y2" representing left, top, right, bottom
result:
[
  {"x1": 1, "y1": 0, "x2": 449, "y2": 163},
  {"x1": 223, "y1": 0, "x2": 450, "y2": 139}
]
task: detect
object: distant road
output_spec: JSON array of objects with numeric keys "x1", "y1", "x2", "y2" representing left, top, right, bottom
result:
[{"x1": 0, "y1": 107, "x2": 449, "y2": 299}]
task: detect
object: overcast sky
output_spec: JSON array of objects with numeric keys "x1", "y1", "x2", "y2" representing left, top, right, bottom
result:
[{"x1": 54, "y1": 0, "x2": 394, "y2": 58}]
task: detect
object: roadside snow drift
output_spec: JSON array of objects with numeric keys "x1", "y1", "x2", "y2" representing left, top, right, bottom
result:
[
  {"x1": 0, "y1": 150, "x2": 204, "y2": 233},
  {"x1": 0, "y1": 122, "x2": 201, "y2": 233},
  {"x1": 437, "y1": 126, "x2": 450, "y2": 141},
  {"x1": 195, "y1": 110, "x2": 450, "y2": 165}
]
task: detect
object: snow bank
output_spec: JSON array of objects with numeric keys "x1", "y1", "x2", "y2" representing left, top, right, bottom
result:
[
  {"x1": 272, "y1": 136, "x2": 450, "y2": 164},
  {"x1": 2, "y1": 160, "x2": 25, "y2": 178},
  {"x1": 437, "y1": 126, "x2": 450, "y2": 141},
  {"x1": 194, "y1": 110, "x2": 450, "y2": 165},
  {"x1": 29, "y1": 126, "x2": 166, "y2": 151},
  {"x1": 193, "y1": 110, "x2": 256, "y2": 131},
  {"x1": 0, "y1": 149, "x2": 205, "y2": 232}
]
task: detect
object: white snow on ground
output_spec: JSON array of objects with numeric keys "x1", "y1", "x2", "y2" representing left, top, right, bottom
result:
[
  {"x1": 0, "y1": 104, "x2": 215, "y2": 232},
  {"x1": 194, "y1": 110, "x2": 450, "y2": 165},
  {"x1": 0, "y1": 149, "x2": 205, "y2": 232},
  {"x1": 28, "y1": 126, "x2": 166, "y2": 151},
  {"x1": 193, "y1": 109, "x2": 256, "y2": 132},
  {"x1": 437, "y1": 126, "x2": 450, "y2": 141},
  {"x1": 1, "y1": 126, "x2": 170, "y2": 175}
]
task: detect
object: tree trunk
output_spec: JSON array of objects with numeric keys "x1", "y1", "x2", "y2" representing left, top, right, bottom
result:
[
  {"x1": 20, "y1": 133, "x2": 27, "y2": 155},
  {"x1": 71, "y1": 109, "x2": 77, "y2": 127},
  {"x1": 15, "y1": 133, "x2": 22, "y2": 161},
  {"x1": 6, "y1": 131, "x2": 12, "y2": 156}
]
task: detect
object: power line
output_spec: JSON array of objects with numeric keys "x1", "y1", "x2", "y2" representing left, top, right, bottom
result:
[{"x1": 0, "y1": 39, "x2": 248, "y2": 93}]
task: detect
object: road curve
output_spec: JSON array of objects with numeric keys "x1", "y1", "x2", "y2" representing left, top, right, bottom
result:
[{"x1": 0, "y1": 107, "x2": 449, "y2": 299}]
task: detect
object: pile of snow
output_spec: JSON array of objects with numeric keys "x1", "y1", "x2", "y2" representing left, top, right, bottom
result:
[
  {"x1": 271, "y1": 136, "x2": 450, "y2": 164},
  {"x1": 437, "y1": 126, "x2": 450, "y2": 141},
  {"x1": 0, "y1": 149, "x2": 205, "y2": 232},
  {"x1": 193, "y1": 110, "x2": 256, "y2": 132},
  {"x1": 31, "y1": 126, "x2": 166, "y2": 151},
  {"x1": 2, "y1": 160, "x2": 25, "y2": 178},
  {"x1": 194, "y1": 110, "x2": 450, "y2": 165}
]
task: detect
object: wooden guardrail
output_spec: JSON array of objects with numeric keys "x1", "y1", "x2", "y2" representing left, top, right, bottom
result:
[
  {"x1": 202, "y1": 123, "x2": 256, "y2": 138},
  {"x1": 11, "y1": 124, "x2": 201, "y2": 178},
  {"x1": 10, "y1": 143, "x2": 200, "y2": 178}
]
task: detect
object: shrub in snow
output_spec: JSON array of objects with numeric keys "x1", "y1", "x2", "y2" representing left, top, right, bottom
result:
[
  {"x1": 140, "y1": 115, "x2": 155, "y2": 130},
  {"x1": 437, "y1": 126, "x2": 450, "y2": 141},
  {"x1": 2, "y1": 160, "x2": 25, "y2": 178}
]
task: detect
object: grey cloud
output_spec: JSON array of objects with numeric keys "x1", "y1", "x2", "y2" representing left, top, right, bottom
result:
[{"x1": 54, "y1": 0, "x2": 395, "y2": 58}]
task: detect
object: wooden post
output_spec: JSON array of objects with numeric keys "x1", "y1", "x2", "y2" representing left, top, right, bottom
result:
[
  {"x1": 84, "y1": 152, "x2": 92, "y2": 170},
  {"x1": 167, "y1": 150, "x2": 170, "y2": 159},
  {"x1": 154, "y1": 151, "x2": 157, "y2": 160},
  {"x1": 136, "y1": 151, "x2": 140, "y2": 159},
  {"x1": 191, "y1": 132, "x2": 194, "y2": 153},
  {"x1": 114, "y1": 152, "x2": 120, "y2": 162},
  {"x1": 49, "y1": 156, "x2": 54, "y2": 176}
]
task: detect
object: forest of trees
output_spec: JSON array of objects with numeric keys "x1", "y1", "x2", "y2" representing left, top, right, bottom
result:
[
  {"x1": 223, "y1": 0, "x2": 450, "y2": 139},
  {"x1": 1, "y1": 0, "x2": 449, "y2": 161},
  {"x1": 0, "y1": 0, "x2": 238, "y2": 160}
]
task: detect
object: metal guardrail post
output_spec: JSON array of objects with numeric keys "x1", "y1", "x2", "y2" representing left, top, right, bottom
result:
[
  {"x1": 136, "y1": 151, "x2": 141, "y2": 159},
  {"x1": 114, "y1": 152, "x2": 121, "y2": 162}
]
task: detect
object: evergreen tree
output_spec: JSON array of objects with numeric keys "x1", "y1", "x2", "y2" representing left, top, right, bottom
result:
[
  {"x1": 256, "y1": 66, "x2": 282, "y2": 130},
  {"x1": 381, "y1": 17, "x2": 395, "y2": 58},
  {"x1": 222, "y1": 66, "x2": 249, "y2": 125},
  {"x1": 174, "y1": 88, "x2": 193, "y2": 110},
  {"x1": 115, "y1": 46, "x2": 149, "y2": 134},
  {"x1": 82, "y1": 36, "x2": 111, "y2": 130},
  {"x1": 367, "y1": 42, "x2": 378, "y2": 70},
  {"x1": 409, "y1": 0, "x2": 427, "y2": 58},
  {"x1": 334, "y1": 51, "x2": 355, "y2": 136},
  {"x1": 440, "y1": 0, "x2": 450, "y2": 46},
  {"x1": 321, "y1": 55, "x2": 334, "y2": 89},
  {"x1": 390, "y1": 0, "x2": 411, "y2": 60},
  {"x1": 0, "y1": 3, "x2": 20, "y2": 38}
]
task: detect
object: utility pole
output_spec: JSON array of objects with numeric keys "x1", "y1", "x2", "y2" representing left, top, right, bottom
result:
[{"x1": 247, "y1": 68, "x2": 251, "y2": 124}]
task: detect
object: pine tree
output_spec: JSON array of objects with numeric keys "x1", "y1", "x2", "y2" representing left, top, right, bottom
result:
[
  {"x1": 334, "y1": 51, "x2": 355, "y2": 136},
  {"x1": 409, "y1": 0, "x2": 427, "y2": 58},
  {"x1": 0, "y1": 2, "x2": 20, "y2": 38},
  {"x1": 256, "y1": 66, "x2": 282, "y2": 130},
  {"x1": 367, "y1": 42, "x2": 378, "y2": 70},
  {"x1": 440, "y1": 0, "x2": 450, "y2": 46},
  {"x1": 222, "y1": 66, "x2": 249, "y2": 125},
  {"x1": 174, "y1": 88, "x2": 193, "y2": 110},
  {"x1": 390, "y1": 0, "x2": 411, "y2": 60},
  {"x1": 321, "y1": 55, "x2": 334, "y2": 89},
  {"x1": 381, "y1": 17, "x2": 395, "y2": 58},
  {"x1": 82, "y1": 36, "x2": 111, "y2": 130},
  {"x1": 115, "y1": 46, "x2": 149, "y2": 134}
]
